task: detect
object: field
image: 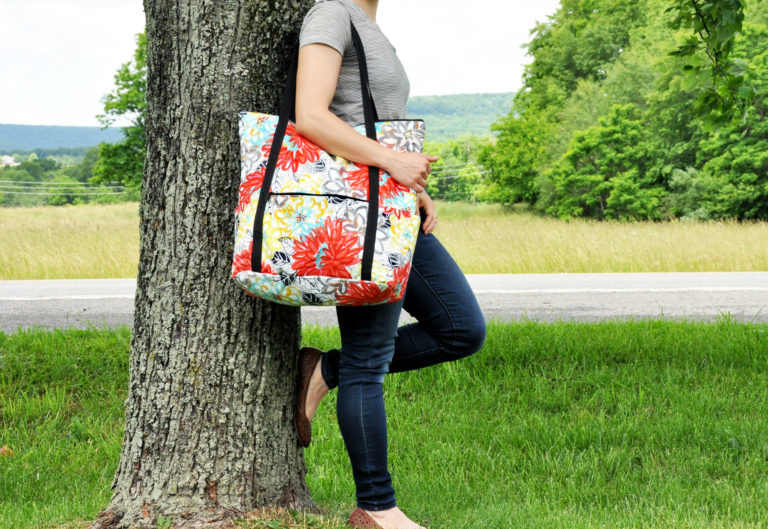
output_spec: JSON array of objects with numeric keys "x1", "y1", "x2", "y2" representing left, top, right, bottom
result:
[
  {"x1": 1, "y1": 320, "x2": 768, "y2": 529},
  {"x1": 1, "y1": 201, "x2": 767, "y2": 280}
]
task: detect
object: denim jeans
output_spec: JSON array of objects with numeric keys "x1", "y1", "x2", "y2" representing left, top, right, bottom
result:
[{"x1": 318, "y1": 227, "x2": 487, "y2": 511}]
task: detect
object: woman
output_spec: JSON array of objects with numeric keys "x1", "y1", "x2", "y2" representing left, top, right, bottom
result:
[{"x1": 293, "y1": 1, "x2": 487, "y2": 527}]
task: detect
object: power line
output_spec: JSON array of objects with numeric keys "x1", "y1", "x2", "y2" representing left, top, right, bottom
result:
[
  {"x1": 0, "y1": 185, "x2": 126, "y2": 192},
  {"x1": 431, "y1": 163, "x2": 482, "y2": 171},
  {"x1": 0, "y1": 180, "x2": 124, "y2": 189},
  {"x1": 430, "y1": 171, "x2": 491, "y2": 181},
  {"x1": 1, "y1": 190, "x2": 126, "y2": 196}
]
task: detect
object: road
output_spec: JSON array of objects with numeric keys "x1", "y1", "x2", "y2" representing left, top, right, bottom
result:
[{"x1": 1, "y1": 272, "x2": 766, "y2": 334}]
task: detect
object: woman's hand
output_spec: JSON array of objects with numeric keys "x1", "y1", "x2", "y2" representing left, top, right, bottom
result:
[
  {"x1": 417, "y1": 190, "x2": 437, "y2": 235},
  {"x1": 385, "y1": 151, "x2": 440, "y2": 193}
]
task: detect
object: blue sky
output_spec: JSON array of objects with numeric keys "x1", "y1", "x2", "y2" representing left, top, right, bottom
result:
[{"x1": 0, "y1": 0, "x2": 561, "y2": 126}]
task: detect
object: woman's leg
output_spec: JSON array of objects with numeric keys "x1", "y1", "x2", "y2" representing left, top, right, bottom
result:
[
  {"x1": 333, "y1": 294, "x2": 406, "y2": 511},
  {"x1": 321, "y1": 229, "x2": 486, "y2": 389}
]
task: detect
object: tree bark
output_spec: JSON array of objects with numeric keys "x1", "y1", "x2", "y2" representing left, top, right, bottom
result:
[{"x1": 92, "y1": 1, "x2": 315, "y2": 528}]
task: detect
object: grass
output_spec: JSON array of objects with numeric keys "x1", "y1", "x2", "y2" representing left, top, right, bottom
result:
[
  {"x1": 1, "y1": 201, "x2": 767, "y2": 279},
  {"x1": 0, "y1": 202, "x2": 139, "y2": 280},
  {"x1": 433, "y1": 202, "x2": 768, "y2": 273},
  {"x1": 2, "y1": 319, "x2": 768, "y2": 528}
]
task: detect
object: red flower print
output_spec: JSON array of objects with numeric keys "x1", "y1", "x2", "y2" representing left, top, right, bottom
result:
[
  {"x1": 232, "y1": 244, "x2": 275, "y2": 277},
  {"x1": 262, "y1": 122, "x2": 322, "y2": 173},
  {"x1": 232, "y1": 246, "x2": 253, "y2": 277},
  {"x1": 337, "y1": 263, "x2": 411, "y2": 305},
  {"x1": 343, "y1": 165, "x2": 409, "y2": 201},
  {"x1": 237, "y1": 167, "x2": 266, "y2": 213},
  {"x1": 381, "y1": 206, "x2": 412, "y2": 220},
  {"x1": 379, "y1": 172, "x2": 411, "y2": 200},
  {"x1": 343, "y1": 165, "x2": 375, "y2": 197},
  {"x1": 338, "y1": 281, "x2": 393, "y2": 305},
  {"x1": 386, "y1": 263, "x2": 411, "y2": 295},
  {"x1": 292, "y1": 217, "x2": 361, "y2": 278}
]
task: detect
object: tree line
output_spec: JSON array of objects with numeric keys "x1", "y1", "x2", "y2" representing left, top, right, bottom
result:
[
  {"x1": 478, "y1": 0, "x2": 768, "y2": 220},
  {"x1": 0, "y1": 149, "x2": 138, "y2": 207}
]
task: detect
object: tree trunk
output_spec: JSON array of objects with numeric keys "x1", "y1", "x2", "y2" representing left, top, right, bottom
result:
[{"x1": 92, "y1": 1, "x2": 315, "y2": 528}]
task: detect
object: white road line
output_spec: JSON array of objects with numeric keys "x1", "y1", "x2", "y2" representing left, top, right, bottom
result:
[{"x1": 0, "y1": 295, "x2": 136, "y2": 301}]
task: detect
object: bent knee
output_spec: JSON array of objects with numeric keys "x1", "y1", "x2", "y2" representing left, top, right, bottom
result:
[{"x1": 447, "y1": 315, "x2": 486, "y2": 359}]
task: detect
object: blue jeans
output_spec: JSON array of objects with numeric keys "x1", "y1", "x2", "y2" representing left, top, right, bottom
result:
[{"x1": 319, "y1": 228, "x2": 487, "y2": 511}]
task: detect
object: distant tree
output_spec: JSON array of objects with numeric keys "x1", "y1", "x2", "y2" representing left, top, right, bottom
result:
[
  {"x1": 18, "y1": 157, "x2": 59, "y2": 181},
  {"x1": 91, "y1": 32, "x2": 147, "y2": 190},
  {"x1": 476, "y1": 107, "x2": 554, "y2": 206},
  {"x1": 541, "y1": 103, "x2": 665, "y2": 220},
  {"x1": 480, "y1": 0, "x2": 650, "y2": 207},
  {"x1": 519, "y1": 0, "x2": 647, "y2": 111},
  {"x1": 424, "y1": 134, "x2": 492, "y2": 201}
]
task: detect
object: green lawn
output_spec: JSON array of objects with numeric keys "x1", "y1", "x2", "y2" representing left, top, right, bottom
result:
[{"x1": 1, "y1": 319, "x2": 767, "y2": 528}]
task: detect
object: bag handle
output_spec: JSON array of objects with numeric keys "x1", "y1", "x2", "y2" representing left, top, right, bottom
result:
[{"x1": 251, "y1": 20, "x2": 382, "y2": 282}]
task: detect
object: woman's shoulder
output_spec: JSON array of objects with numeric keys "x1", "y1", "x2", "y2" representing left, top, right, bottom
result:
[
  {"x1": 302, "y1": 0, "x2": 349, "y2": 24},
  {"x1": 300, "y1": 0, "x2": 352, "y2": 54}
]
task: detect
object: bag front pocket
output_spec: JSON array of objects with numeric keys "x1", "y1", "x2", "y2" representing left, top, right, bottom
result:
[{"x1": 260, "y1": 193, "x2": 370, "y2": 281}]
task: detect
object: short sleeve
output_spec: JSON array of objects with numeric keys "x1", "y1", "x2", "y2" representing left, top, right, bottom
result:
[{"x1": 299, "y1": 1, "x2": 352, "y2": 56}]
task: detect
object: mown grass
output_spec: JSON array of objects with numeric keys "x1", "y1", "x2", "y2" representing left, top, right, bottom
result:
[
  {"x1": 1, "y1": 201, "x2": 767, "y2": 279},
  {"x1": 1, "y1": 319, "x2": 767, "y2": 529}
]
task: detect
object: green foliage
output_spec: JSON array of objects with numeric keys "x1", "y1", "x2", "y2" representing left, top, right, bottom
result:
[
  {"x1": 423, "y1": 135, "x2": 493, "y2": 201},
  {"x1": 665, "y1": 0, "x2": 753, "y2": 126},
  {"x1": 541, "y1": 104, "x2": 665, "y2": 219},
  {"x1": 60, "y1": 146, "x2": 100, "y2": 183},
  {"x1": 479, "y1": 0, "x2": 651, "y2": 209},
  {"x1": 92, "y1": 32, "x2": 147, "y2": 190},
  {"x1": 660, "y1": 18, "x2": 768, "y2": 220},
  {"x1": 0, "y1": 147, "x2": 129, "y2": 207},
  {"x1": 91, "y1": 126, "x2": 145, "y2": 190},
  {"x1": 519, "y1": 0, "x2": 648, "y2": 110},
  {"x1": 476, "y1": 109, "x2": 554, "y2": 205},
  {"x1": 664, "y1": 167, "x2": 720, "y2": 219},
  {"x1": 97, "y1": 33, "x2": 147, "y2": 130},
  {"x1": 697, "y1": 115, "x2": 768, "y2": 219},
  {"x1": 479, "y1": 0, "x2": 768, "y2": 221}
]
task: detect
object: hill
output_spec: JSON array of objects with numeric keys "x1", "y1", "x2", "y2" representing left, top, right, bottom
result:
[
  {"x1": 406, "y1": 92, "x2": 514, "y2": 142},
  {"x1": 0, "y1": 124, "x2": 123, "y2": 151},
  {"x1": 0, "y1": 92, "x2": 514, "y2": 151}
]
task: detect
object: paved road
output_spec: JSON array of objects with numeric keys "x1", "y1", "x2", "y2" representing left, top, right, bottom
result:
[{"x1": 1, "y1": 273, "x2": 766, "y2": 334}]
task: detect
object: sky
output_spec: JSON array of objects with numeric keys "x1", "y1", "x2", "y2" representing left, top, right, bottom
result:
[{"x1": 0, "y1": 0, "x2": 561, "y2": 127}]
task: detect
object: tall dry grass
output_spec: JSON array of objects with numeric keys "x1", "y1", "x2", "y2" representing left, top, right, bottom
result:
[
  {"x1": 0, "y1": 202, "x2": 139, "y2": 279},
  {"x1": 0, "y1": 201, "x2": 766, "y2": 279},
  {"x1": 434, "y1": 202, "x2": 768, "y2": 273}
]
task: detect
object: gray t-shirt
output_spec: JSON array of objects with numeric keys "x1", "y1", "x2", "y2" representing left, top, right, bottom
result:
[{"x1": 298, "y1": 0, "x2": 410, "y2": 127}]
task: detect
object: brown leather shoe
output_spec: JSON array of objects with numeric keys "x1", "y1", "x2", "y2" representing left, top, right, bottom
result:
[
  {"x1": 347, "y1": 508, "x2": 383, "y2": 528},
  {"x1": 294, "y1": 346, "x2": 323, "y2": 447}
]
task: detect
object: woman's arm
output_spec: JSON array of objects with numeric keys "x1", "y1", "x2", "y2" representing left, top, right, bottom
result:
[{"x1": 294, "y1": 43, "x2": 438, "y2": 194}]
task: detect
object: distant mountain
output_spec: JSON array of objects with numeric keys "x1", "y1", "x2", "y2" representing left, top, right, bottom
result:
[
  {"x1": 0, "y1": 92, "x2": 514, "y2": 151},
  {"x1": 406, "y1": 92, "x2": 514, "y2": 143},
  {"x1": 0, "y1": 124, "x2": 124, "y2": 151}
]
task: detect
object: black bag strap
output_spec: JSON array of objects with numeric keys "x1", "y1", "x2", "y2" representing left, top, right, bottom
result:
[{"x1": 251, "y1": 19, "x2": 382, "y2": 283}]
